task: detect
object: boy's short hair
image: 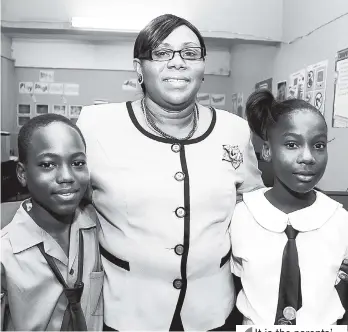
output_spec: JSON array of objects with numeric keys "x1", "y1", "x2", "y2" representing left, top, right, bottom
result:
[{"x1": 18, "y1": 114, "x2": 86, "y2": 164}]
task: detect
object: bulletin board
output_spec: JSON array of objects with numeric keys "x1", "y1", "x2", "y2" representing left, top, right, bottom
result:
[
  {"x1": 13, "y1": 67, "x2": 234, "y2": 132},
  {"x1": 15, "y1": 68, "x2": 141, "y2": 130},
  {"x1": 332, "y1": 47, "x2": 348, "y2": 127}
]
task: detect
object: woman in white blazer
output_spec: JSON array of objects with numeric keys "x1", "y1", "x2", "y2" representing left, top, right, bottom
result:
[{"x1": 77, "y1": 14, "x2": 264, "y2": 331}]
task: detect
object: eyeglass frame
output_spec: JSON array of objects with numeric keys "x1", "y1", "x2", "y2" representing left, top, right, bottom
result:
[{"x1": 138, "y1": 47, "x2": 207, "y2": 62}]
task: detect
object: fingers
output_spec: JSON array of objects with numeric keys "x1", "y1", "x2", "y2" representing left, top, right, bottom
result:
[
  {"x1": 340, "y1": 259, "x2": 348, "y2": 273},
  {"x1": 338, "y1": 271, "x2": 348, "y2": 282},
  {"x1": 339, "y1": 259, "x2": 348, "y2": 282}
]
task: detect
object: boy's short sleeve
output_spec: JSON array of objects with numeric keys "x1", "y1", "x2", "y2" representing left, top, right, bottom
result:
[{"x1": 235, "y1": 134, "x2": 264, "y2": 201}]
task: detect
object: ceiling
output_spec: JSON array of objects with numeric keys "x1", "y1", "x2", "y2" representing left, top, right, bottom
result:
[{"x1": 1, "y1": 0, "x2": 283, "y2": 44}]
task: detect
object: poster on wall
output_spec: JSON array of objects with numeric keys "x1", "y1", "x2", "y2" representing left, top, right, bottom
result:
[
  {"x1": 276, "y1": 81, "x2": 287, "y2": 101},
  {"x1": 17, "y1": 104, "x2": 31, "y2": 115},
  {"x1": 196, "y1": 93, "x2": 210, "y2": 106},
  {"x1": 332, "y1": 48, "x2": 348, "y2": 127},
  {"x1": 211, "y1": 94, "x2": 226, "y2": 107},
  {"x1": 255, "y1": 78, "x2": 272, "y2": 91},
  {"x1": 231, "y1": 93, "x2": 238, "y2": 115},
  {"x1": 39, "y1": 70, "x2": 54, "y2": 82},
  {"x1": 64, "y1": 83, "x2": 79, "y2": 96},
  {"x1": 17, "y1": 104, "x2": 31, "y2": 127},
  {"x1": 304, "y1": 60, "x2": 328, "y2": 114},
  {"x1": 69, "y1": 105, "x2": 83, "y2": 118},
  {"x1": 49, "y1": 83, "x2": 64, "y2": 95},
  {"x1": 34, "y1": 82, "x2": 49, "y2": 94},
  {"x1": 288, "y1": 69, "x2": 306, "y2": 100},
  {"x1": 17, "y1": 116, "x2": 31, "y2": 127},
  {"x1": 52, "y1": 105, "x2": 67, "y2": 116},
  {"x1": 19, "y1": 82, "x2": 33, "y2": 94},
  {"x1": 36, "y1": 104, "x2": 49, "y2": 115}
]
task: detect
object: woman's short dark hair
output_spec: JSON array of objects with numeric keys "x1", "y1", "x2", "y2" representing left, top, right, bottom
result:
[
  {"x1": 246, "y1": 90, "x2": 326, "y2": 140},
  {"x1": 18, "y1": 113, "x2": 86, "y2": 164},
  {"x1": 134, "y1": 14, "x2": 206, "y2": 93}
]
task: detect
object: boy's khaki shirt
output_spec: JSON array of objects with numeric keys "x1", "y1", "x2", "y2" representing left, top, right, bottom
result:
[{"x1": 1, "y1": 201, "x2": 103, "y2": 331}]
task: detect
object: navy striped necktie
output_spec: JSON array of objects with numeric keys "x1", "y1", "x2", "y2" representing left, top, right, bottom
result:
[{"x1": 275, "y1": 224, "x2": 302, "y2": 325}]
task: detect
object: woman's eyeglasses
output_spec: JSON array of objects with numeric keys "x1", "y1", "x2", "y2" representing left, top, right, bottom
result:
[{"x1": 139, "y1": 47, "x2": 206, "y2": 61}]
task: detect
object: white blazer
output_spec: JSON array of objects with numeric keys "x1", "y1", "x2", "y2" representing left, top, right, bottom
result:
[{"x1": 77, "y1": 101, "x2": 263, "y2": 330}]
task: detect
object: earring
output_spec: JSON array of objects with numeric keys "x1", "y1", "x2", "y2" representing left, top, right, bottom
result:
[
  {"x1": 261, "y1": 145, "x2": 271, "y2": 162},
  {"x1": 202, "y1": 77, "x2": 205, "y2": 82},
  {"x1": 138, "y1": 75, "x2": 143, "y2": 84}
]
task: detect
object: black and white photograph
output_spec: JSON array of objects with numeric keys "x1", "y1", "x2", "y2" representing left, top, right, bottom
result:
[
  {"x1": 35, "y1": 104, "x2": 49, "y2": 115},
  {"x1": 276, "y1": 81, "x2": 287, "y2": 101},
  {"x1": 51, "y1": 104, "x2": 67, "y2": 116},
  {"x1": 17, "y1": 116, "x2": 31, "y2": 127},
  {"x1": 17, "y1": 103, "x2": 31, "y2": 115}
]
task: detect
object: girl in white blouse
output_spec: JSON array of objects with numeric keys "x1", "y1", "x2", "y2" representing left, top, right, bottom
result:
[{"x1": 230, "y1": 90, "x2": 348, "y2": 325}]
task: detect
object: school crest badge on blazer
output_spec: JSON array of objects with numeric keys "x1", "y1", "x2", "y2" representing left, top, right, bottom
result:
[{"x1": 222, "y1": 145, "x2": 243, "y2": 169}]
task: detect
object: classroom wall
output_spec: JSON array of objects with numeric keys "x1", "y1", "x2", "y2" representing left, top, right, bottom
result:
[
  {"x1": 230, "y1": 43, "x2": 279, "y2": 153},
  {"x1": 10, "y1": 67, "x2": 234, "y2": 156},
  {"x1": 273, "y1": 2, "x2": 348, "y2": 191},
  {"x1": 11, "y1": 65, "x2": 234, "y2": 136},
  {"x1": 1, "y1": 33, "x2": 12, "y2": 59},
  {"x1": 1, "y1": 34, "x2": 16, "y2": 136},
  {"x1": 1, "y1": 58, "x2": 16, "y2": 132},
  {"x1": 282, "y1": 0, "x2": 348, "y2": 42}
]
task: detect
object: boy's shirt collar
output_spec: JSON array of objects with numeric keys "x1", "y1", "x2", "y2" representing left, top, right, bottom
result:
[
  {"x1": 8, "y1": 199, "x2": 96, "y2": 262},
  {"x1": 243, "y1": 188, "x2": 341, "y2": 233}
]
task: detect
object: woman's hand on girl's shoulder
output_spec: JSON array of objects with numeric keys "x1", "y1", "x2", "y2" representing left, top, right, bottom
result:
[{"x1": 339, "y1": 259, "x2": 348, "y2": 282}]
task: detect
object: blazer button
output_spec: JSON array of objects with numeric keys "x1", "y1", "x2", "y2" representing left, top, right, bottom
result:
[
  {"x1": 175, "y1": 207, "x2": 186, "y2": 218},
  {"x1": 174, "y1": 244, "x2": 185, "y2": 255},
  {"x1": 173, "y1": 278, "x2": 183, "y2": 289},
  {"x1": 171, "y1": 143, "x2": 181, "y2": 153},
  {"x1": 174, "y1": 172, "x2": 185, "y2": 181}
]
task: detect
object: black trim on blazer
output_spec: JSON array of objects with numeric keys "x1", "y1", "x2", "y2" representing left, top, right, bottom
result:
[
  {"x1": 126, "y1": 101, "x2": 216, "y2": 145},
  {"x1": 220, "y1": 247, "x2": 232, "y2": 268},
  {"x1": 100, "y1": 245, "x2": 130, "y2": 271},
  {"x1": 169, "y1": 146, "x2": 191, "y2": 330}
]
